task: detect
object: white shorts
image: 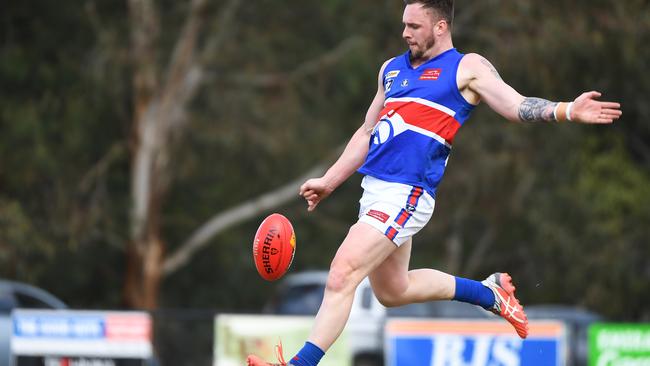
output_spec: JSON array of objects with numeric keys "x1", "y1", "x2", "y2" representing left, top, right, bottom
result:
[{"x1": 357, "y1": 175, "x2": 435, "y2": 246}]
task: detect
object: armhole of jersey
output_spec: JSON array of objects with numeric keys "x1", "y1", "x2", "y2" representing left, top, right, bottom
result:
[
  {"x1": 380, "y1": 57, "x2": 396, "y2": 90},
  {"x1": 452, "y1": 54, "x2": 479, "y2": 109}
]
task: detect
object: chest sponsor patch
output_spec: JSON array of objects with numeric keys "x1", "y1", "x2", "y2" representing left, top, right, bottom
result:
[
  {"x1": 420, "y1": 68, "x2": 442, "y2": 80},
  {"x1": 366, "y1": 209, "x2": 390, "y2": 223}
]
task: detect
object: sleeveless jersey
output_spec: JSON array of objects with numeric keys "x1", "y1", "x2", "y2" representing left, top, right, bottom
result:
[{"x1": 358, "y1": 48, "x2": 475, "y2": 198}]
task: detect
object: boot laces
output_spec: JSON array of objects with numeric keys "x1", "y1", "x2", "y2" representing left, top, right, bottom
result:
[{"x1": 274, "y1": 339, "x2": 287, "y2": 366}]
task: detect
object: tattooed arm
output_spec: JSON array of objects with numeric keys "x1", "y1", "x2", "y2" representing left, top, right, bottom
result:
[
  {"x1": 458, "y1": 53, "x2": 622, "y2": 124},
  {"x1": 518, "y1": 98, "x2": 557, "y2": 122}
]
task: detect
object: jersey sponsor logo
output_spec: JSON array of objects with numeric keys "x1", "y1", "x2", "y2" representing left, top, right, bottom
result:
[
  {"x1": 367, "y1": 209, "x2": 390, "y2": 223},
  {"x1": 386, "y1": 70, "x2": 400, "y2": 78},
  {"x1": 420, "y1": 68, "x2": 442, "y2": 80}
]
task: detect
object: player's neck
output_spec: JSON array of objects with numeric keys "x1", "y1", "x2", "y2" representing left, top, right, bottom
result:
[{"x1": 410, "y1": 39, "x2": 453, "y2": 68}]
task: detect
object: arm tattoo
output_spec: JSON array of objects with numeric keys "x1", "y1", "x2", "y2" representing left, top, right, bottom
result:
[
  {"x1": 518, "y1": 97, "x2": 558, "y2": 122},
  {"x1": 480, "y1": 58, "x2": 502, "y2": 80}
]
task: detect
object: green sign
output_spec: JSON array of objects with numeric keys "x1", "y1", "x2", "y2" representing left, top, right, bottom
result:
[
  {"x1": 589, "y1": 323, "x2": 650, "y2": 366},
  {"x1": 214, "y1": 314, "x2": 351, "y2": 366}
]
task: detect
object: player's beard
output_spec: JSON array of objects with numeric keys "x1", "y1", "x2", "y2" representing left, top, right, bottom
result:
[{"x1": 409, "y1": 36, "x2": 436, "y2": 62}]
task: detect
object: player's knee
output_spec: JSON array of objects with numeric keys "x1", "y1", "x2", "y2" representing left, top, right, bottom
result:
[
  {"x1": 327, "y1": 258, "x2": 361, "y2": 294},
  {"x1": 325, "y1": 268, "x2": 347, "y2": 294},
  {"x1": 374, "y1": 289, "x2": 405, "y2": 308},
  {"x1": 371, "y1": 275, "x2": 408, "y2": 307},
  {"x1": 375, "y1": 294, "x2": 399, "y2": 308}
]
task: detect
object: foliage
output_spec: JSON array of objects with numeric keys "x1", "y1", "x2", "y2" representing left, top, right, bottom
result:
[{"x1": 0, "y1": 0, "x2": 648, "y2": 320}]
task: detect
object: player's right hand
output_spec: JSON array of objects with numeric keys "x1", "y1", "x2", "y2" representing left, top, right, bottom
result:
[{"x1": 299, "y1": 177, "x2": 334, "y2": 212}]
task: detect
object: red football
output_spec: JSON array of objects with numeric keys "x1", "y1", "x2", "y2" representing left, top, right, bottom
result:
[{"x1": 252, "y1": 213, "x2": 296, "y2": 281}]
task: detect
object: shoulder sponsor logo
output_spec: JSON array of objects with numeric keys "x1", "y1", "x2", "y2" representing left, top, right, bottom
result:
[
  {"x1": 367, "y1": 209, "x2": 390, "y2": 223},
  {"x1": 386, "y1": 70, "x2": 400, "y2": 78},
  {"x1": 420, "y1": 68, "x2": 442, "y2": 80}
]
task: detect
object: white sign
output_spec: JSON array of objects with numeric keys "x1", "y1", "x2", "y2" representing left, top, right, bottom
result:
[{"x1": 11, "y1": 310, "x2": 152, "y2": 359}]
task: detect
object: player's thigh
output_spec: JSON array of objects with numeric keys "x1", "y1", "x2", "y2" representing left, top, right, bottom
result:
[
  {"x1": 329, "y1": 222, "x2": 397, "y2": 291},
  {"x1": 369, "y1": 238, "x2": 412, "y2": 299}
]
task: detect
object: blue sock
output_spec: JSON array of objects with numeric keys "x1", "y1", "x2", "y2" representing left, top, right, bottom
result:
[
  {"x1": 289, "y1": 341, "x2": 325, "y2": 366},
  {"x1": 452, "y1": 276, "x2": 495, "y2": 309}
]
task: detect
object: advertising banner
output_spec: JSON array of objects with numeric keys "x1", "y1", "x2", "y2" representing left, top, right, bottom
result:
[
  {"x1": 588, "y1": 323, "x2": 650, "y2": 366},
  {"x1": 11, "y1": 310, "x2": 152, "y2": 366},
  {"x1": 385, "y1": 319, "x2": 567, "y2": 366},
  {"x1": 214, "y1": 314, "x2": 351, "y2": 366}
]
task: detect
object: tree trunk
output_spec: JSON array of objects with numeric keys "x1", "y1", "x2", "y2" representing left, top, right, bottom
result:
[
  {"x1": 123, "y1": 0, "x2": 165, "y2": 309},
  {"x1": 124, "y1": 106, "x2": 168, "y2": 309},
  {"x1": 122, "y1": 0, "x2": 220, "y2": 309},
  {"x1": 124, "y1": 235, "x2": 164, "y2": 309}
]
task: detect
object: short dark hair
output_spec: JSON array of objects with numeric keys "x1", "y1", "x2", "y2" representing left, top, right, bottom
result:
[{"x1": 404, "y1": 0, "x2": 454, "y2": 26}]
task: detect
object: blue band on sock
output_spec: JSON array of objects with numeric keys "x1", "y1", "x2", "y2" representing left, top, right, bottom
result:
[
  {"x1": 453, "y1": 276, "x2": 495, "y2": 309},
  {"x1": 290, "y1": 341, "x2": 325, "y2": 366}
]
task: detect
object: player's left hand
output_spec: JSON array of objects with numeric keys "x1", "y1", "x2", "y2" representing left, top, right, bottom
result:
[
  {"x1": 299, "y1": 177, "x2": 334, "y2": 212},
  {"x1": 571, "y1": 91, "x2": 622, "y2": 124}
]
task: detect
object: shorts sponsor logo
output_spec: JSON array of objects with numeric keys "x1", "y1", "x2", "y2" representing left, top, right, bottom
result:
[
  {"x1": 405, "y1": 203, "x2": 416, "y2": 212},
  {"x1": 367, "y1": 210, "x2": 390, "y2": 223}
]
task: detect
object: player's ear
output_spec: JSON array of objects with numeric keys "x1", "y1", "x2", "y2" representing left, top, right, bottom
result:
[{"x1": 435, "y1": 19, "x2": 449, "y2": 36}]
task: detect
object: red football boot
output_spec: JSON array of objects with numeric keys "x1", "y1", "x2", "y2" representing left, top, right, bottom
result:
[
  {"x1": 482, "y1": 272, "x2": 529, "y2": 339},
  {"x1": 247, "y1": 341, "x2": 288, "y2": 366}
]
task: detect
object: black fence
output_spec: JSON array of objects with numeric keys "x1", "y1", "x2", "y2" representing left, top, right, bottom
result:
[{"x1": 152, "y1": 309, "x2": 219, "y2": 366}]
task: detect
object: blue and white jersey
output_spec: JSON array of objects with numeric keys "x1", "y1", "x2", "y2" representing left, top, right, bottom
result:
[{"x1": 358, "y1": 48, "x2": 476, "y2": 197}]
